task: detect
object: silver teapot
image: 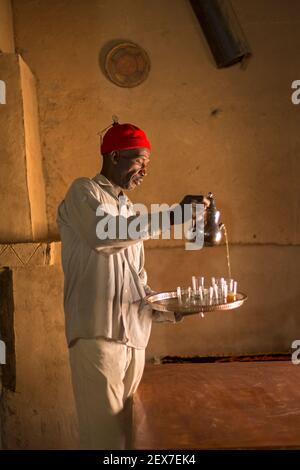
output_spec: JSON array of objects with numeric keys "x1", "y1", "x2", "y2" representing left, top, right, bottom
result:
[{"x1": 204, "y1": 192, "x2": 224, "y2": 246}]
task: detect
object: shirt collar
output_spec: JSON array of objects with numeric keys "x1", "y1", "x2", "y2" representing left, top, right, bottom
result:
[{"x1": 93, "y1": 173, "x2": 124, "y2": 199}]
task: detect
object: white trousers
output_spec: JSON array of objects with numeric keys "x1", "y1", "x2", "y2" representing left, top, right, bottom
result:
[{"x1": 69, "y1": 337, "x2": 145, "y2": 450}]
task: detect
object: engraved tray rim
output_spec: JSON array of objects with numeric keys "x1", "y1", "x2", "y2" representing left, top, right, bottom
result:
[{"x1": 145, "y1": 291, "x2": 247, "y2": 316}]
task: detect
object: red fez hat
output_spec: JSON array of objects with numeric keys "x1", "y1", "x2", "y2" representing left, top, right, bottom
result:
[{"x1": 101, "y1": 122, "x2": 151, "y2": 154}]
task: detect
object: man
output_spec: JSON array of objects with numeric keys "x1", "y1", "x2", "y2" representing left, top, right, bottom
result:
[{"x1": 57, "y1": 120, "x2": 206, "y2": 450}]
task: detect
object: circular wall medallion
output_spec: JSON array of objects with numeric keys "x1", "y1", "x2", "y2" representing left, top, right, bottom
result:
[{"x1": 104, "y1": 42, "x2": 150, "y2": 88}]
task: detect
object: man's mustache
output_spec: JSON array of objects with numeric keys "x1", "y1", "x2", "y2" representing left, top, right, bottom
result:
[{"x1": 128, "y1": 169, "x2": 145, "y2": 182}]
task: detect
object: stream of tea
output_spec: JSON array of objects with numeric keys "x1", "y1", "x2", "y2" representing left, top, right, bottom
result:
[{"x1": 222, "y1": 224, "x2": 231, "y2": 279}]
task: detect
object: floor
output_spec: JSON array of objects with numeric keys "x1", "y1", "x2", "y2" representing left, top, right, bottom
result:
[{"x1": 133, "y1": 361, "x2": 300, "y2": 449}]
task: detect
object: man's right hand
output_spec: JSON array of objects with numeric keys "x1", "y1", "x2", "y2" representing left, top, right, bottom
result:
[
  {"x1": 169, "y1": 194, "x2": 210, "y2": 225},
  {"x1": 179, "y1": 194, "x2": 210, "y2": 209}
]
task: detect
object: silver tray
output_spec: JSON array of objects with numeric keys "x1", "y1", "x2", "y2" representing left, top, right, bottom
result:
[{"x1": 145, "y1": 291, "x2": 247, "y2": 316}]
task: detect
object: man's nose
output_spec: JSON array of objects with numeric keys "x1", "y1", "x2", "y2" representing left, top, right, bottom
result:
[{"x1": 139, "y1": 167, "x2": 147, "y2": 177}]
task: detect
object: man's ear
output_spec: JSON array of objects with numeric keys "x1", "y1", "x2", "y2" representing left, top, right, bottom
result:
[{"x1": 110, "y1": 151, "x2": 119, "y2": 165}]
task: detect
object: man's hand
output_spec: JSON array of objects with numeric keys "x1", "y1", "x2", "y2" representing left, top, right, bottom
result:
[
  {"x1": 174, "y1": 312, "x2": 184, "y2": 323},
  {"x1": 179, "y1": 194, "x2": 210, "y2": 210},
  {"x1": 169, "y1": 194, "x2": 210, "y2": 225},
  {"x1": 152, "y1": 309, "x2": 184, "y2": 324}
]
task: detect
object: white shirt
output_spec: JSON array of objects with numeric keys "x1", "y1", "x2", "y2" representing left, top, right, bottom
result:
[{"x1": 57, "y1": 173, "x2": 166, "y2": 349}]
